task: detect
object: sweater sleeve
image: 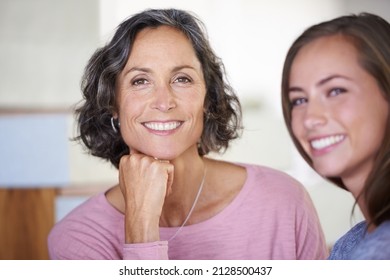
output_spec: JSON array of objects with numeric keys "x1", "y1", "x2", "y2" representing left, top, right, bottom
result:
[
  {"x1": 123, "y1": 241, "x2": 169, "y2": 259},
  {"x1": 294, "y1": 188, "x2": 329, "y2": 259},
  {"x1": 48, "y1": 223, "x2": 169, "y2": 260},
  {"x1": 253, "y1": 164, "x2": 328, "y2": 260},
  {"x1": 48, "y1": 193, "x2": 170, "y2": 260}
]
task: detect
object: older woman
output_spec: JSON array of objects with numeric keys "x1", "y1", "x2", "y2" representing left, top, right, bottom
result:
[{"x1": 48, "y1": 8, "x2": 326, "y2": 260}]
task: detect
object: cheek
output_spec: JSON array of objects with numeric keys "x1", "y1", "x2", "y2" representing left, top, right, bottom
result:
[
  {"x1": 291, "y1": 112, "x2": 303, "y2": 138},
  {"x1": 187, "y1": 94, "x2": 205, "y2": 117},
  {"x1": 119, "y1": 96, "x2": 143, "y2": 118},
  {"x1": 193, "y1": 106, "x2": 205, "y2": 134},
  {"x1": 291, "y1": 114, "x2": 310, "y2": 152}
]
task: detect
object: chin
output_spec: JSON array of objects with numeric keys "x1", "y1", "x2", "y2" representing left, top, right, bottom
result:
[
  {"x1": 150, "y1": 151, "x2": 178, "y2": 161},
  {"x1": 154, "y1": 155, "x2": 176, "y2": 161},
  {"x1": 144, "y1": 144, "x2": 197, "y2": 160},
  {"x1": 313, "y1": 165, "x2": 342, "y2": 178}
]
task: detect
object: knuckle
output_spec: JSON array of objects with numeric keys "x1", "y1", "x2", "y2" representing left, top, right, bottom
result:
[{"x1": 119, "y1": 155, "x2": 129, "y2": 166}]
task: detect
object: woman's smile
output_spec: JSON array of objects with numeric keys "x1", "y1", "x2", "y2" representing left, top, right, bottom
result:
[
  {"x1": 142, "y1": 121, "x2": 183, "y2": 135},
  {"x1": 309, "y1": 134, "x2": 346, "y2": 155}
]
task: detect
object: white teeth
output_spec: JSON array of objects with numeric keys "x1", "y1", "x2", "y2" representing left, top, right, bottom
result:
[
  {"x1": 144, "y1": 121, "x2": 181, "y2": 131},
  {"x1": 311, "y1": 135, "x2": 345, "y2": 150}
]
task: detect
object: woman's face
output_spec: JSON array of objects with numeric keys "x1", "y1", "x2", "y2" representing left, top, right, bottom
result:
[
  {"x1": 288, "y1": 35, "x2": 388, "y2": 191},
  {"x1": 115, "y1": 26, "x2": 206, "y2": 160}
]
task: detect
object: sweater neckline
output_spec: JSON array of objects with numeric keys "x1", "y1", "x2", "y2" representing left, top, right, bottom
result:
[{"x1": 99, "y1": 163, "x2": 254, "y2": 229}]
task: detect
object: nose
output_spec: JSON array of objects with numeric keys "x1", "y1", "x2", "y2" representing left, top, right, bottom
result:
[
  {"x1": 303, "y1": 99, "x2": 327, "y2": 129},
  {"x1": 151, "y1": 84, "x2": 177, "y2": 112}
]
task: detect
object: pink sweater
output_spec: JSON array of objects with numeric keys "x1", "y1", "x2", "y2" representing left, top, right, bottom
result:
[{"x1": 48, "y1": 164, "x2": 327, "y2": 259}]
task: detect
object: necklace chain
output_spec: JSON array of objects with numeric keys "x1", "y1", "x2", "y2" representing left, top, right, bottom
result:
[{"x1": 168, "y1": 167, "x2": 206, "y2": 241}]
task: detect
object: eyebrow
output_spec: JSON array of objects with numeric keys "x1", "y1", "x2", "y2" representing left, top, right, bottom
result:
[
  {"x1": 122, "y1": 67, "x2": 151, "y2": 78},
  {"x1": 316, "y1": 74, "x2": 352, "y2": 86},
  {"x1": 288, "y1": 74, "x2": 352, "y2": 93},
  {"x1": 172, "y1": 65, "x2": 198, "y2": 72},
  {"x1": 122, "y1": 65, "x2": 198, "y2": 77}
]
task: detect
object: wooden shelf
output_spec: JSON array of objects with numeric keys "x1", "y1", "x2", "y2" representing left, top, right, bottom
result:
[{"x1": 0, "y1": 188, "x2": 56, "y2": 260}]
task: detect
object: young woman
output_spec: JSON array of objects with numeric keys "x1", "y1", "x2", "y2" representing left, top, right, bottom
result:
[
  {"x1": 48, "y1": 8, "x2": 326, "y2": 259},
  {"x1": 281, "y1": 13, "x2": 390, "y2": 259}
]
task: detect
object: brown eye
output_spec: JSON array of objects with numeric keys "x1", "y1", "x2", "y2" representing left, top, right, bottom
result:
[
  {"x1": 174, "y1": 76, "x2": 191, "y2": 84},
  {"x1": 132, "y1": 78, "x2": 149, "y2": 86}
]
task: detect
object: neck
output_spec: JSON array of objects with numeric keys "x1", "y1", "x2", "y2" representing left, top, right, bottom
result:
[
  {"x1": 342, "y1": 167, "x2": 372, "y2": 222},
  {"x1": 159, "y1": 155, "x2": 206, "y2": 227}
]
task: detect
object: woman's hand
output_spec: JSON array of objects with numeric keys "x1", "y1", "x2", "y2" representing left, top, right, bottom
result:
[{"x1": 119, "y1": 150, "x2": 174, "y2": 243}]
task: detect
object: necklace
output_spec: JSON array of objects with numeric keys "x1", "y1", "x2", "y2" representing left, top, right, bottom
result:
[{"x1": 168, "y1": 167, "x2": 206, "y2": 241}]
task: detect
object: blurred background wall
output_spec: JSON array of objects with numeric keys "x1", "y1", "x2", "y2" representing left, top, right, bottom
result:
[{"x1": 1, "y1": 0, "x2": 389, "y2": 253}]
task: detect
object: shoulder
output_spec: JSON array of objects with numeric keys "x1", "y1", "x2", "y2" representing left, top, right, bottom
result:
[
  {"x1": 209, "y1": 160, "x2": 308, "y2": 201},
  {"x1": 248, "y1": 163, "x2": 302, "y2": 183},
  {"x1": 238, "y1": 163, "x2": 328, "y2": 259},
  {"x1": 328, "y1": 221, "x2": 367, "y2": 259},
  {"x1": 241, "y1": 163, "x2": 324, "y2": 227},
  {"x1": 243, "y1": 163, "x2": 308, "y2": 200},
  {"x1": 222, "y1": 162, "x2": 317, "y2": 219},
  {"x1": 54, "y1": 191, "x2": 120, "y2": 225},
  {"x1": 48, "y1": 191, "x2": 123, "y2": 259},
  {"x1": 351, "y1": 221, "x2": 390, "y2": 260}
]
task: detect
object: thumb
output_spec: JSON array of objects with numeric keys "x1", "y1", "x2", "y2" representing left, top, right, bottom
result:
[
  {"x1": 166, "y1": 164, "x2": 174, "y2": 196},
  {"x1": 129, "y1": 148, "x2": 140, "y2": 155}
]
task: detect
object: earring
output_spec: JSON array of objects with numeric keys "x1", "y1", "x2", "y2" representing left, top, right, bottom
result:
[{"x1": 111, "y1": 117, "x2": 118, "y2": 133}]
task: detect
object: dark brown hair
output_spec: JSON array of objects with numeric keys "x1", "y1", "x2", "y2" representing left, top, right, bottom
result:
[
  {"x1": 281, "y1": 13, "x2": 390, "y2": 226},
  {"x1": 75, "y1": 8, "x2": 242, "y2": 168}
]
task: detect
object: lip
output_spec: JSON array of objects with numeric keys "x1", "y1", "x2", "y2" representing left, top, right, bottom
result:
[
  {"x1": 308, "y1": 134, "x2": 346, "y2": 156},
  {"x1": 142, "y1": 120, "x2": 183, "y2": 135}
]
